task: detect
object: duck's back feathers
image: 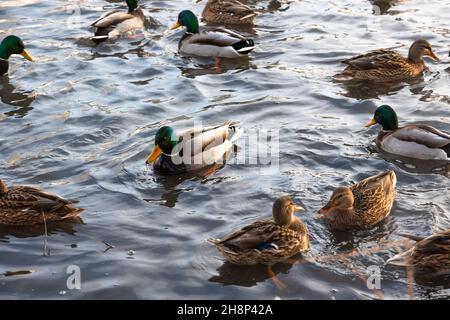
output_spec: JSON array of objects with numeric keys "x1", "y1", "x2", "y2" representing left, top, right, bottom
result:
[
  {"x1": 0, "y1": 183, "x2": 83, "y2": 226},
  {"x1": 179, "y1": 28, "x2": 254, "y2": 58},
  {"x1": 202, "y1": 0, "x2": 256, "y2": 25},
  {"x1": 390, "y1": 125, "x2": 450, "y2": 149}
]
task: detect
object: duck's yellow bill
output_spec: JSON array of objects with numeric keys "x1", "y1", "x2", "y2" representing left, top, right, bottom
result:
[
  {"x1": 169, "y1": 21, "x2": 182, "y2": 30},
  {"x1": 20, "y1": 50, "x2": 33, "y2": 62},
  {"x1": 293, "y1": 205, "x2": 304, "y2": 212},
  {"x1": 146, "y1": 145, "x2": 162, "y2": 164},
  {"x1": 365, "y1": 118, "x2": 377, "y2": 128}
]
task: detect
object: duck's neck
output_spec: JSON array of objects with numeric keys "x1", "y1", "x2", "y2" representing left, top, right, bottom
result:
[
  {"x1": 289, "y1": 217, "x2": 307, "y2": 233},
  {"x1": 0, "y1": 44, "x2": 11, "y2": 60}
]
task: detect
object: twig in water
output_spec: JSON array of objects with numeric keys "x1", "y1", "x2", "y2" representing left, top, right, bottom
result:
[
  {"x1": 102, "y1": 240, "x2": 115, "y2": 253},
  {"x1": 42, "y1": 211, "x2": 49, "y2": 256}
]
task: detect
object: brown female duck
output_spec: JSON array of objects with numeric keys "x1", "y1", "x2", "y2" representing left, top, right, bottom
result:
[
  {"x1": 386, "y1": 229, "x2": 450, "y2": 277},
  {"x1": 0, "y1": 178, "x2": 83, "y2": 226},
  {"x1": 335, "y1": 39, "x2": 439, "y2": 82},
  {"x1": 197, "y1": 0, "x2": 257, "y2": 26},
  {"x1": 319, "y1": 171, "x2": 396, "y2": 231},
  {"x1": 209, "y1": 196, "x2": 309, "y2": 265}
]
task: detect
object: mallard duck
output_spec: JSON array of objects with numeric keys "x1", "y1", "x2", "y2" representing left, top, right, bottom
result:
[
  {"x1": 0, "y1": 35, "x2": 33, "y2": 76},
  {"x1": 0, "y1": 178, "x2": 83, "y2": 226},
  {"x1": 145, "y1": 121, "x2": 243, "y2": 175},
  {"x1": 335, "y1": 39, "x2": 439, "y2": 82},
  {"x1": 386, "y1": 229, "x2": 450, "y2": 277},
  {"x1": 91, "y1": 0, "x2": 145, "y2": 44},
  {"x1": 197, "y1": 0, "x2": 257, "y2": 25},
  {"x1": 366, "y1": 105, "x2": 450, "y2": 160},
  {"x1": 169, "y1": 10, "x2": 255, "y2": 59},
  {"x1": 209, "y1": 196, "x2": 309, "y2": 265},
  {"x1": 319, "y1": 171, "x2": 396, "y2": 231}
]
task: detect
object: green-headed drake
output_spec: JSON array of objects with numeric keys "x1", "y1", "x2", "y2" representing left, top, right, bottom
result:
[
  {"x1": 0, "y1": 35, "x2": 33, "y2": 76},
  {"x1": 366, "y1": 105, "x2": 450, "y2": 160},
  {"x1": 209, "y1": 196, "x2": 309, "y2": 265},
  {"x1": 197, "y1": 0, "x2": 257, "y2": 26},
  {"x1": 145, "y1": 121, "x2": 243, "y2": 175},
  {"x1": 335, "y1": 39, "x2": 439, "y2": 82},
  {"x1": 319, "y1": 171, "x2": 396, "y2": 231},
  {"x1": 386, "y1": 229, "x2": 450, "y2": 277},
  {"x1": 91, "y1": 0, "x2": 145, "y2": 44},
  {"x1": 169, "y1": 10, "x2": 255, "y2": 59},
  {"x1": 0, "y1": 178, "x2": 83, "y2": 226}
]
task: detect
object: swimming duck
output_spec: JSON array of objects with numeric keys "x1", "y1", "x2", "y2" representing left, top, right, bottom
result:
[
  {"x1": 91, "y1": 0, "x2": 145, "y2": 44},
  {"x1": 145, "y1": 121, "x2": 243, "y2": 175},
  {"x1": 366, "y1": 105, "x2": 450, "y2": 160},
  {"x1": 0, "y1": 35, "x2": 33, "y2": 76},
  {"x1": 209, "y1": 196, "x2": 309, "y2": 265},
  {"x1": 386, "y1": 229, "x2": 450, "y2": 277},
  {"x1": 319, "y1": 171, "x2": 396, "y2": 231},
  {"x1": 169, "y1": 10, "x2": 255, "y2": 59},
  {"x1": 335, "y1": 39, "x2": 439, "y2": 82},
  {"x1": 197, "y1": 0, "x2": 257, "y2": 25},
  {"x1": 0, "y1": 178, "x2": 83, "y2": 226}
]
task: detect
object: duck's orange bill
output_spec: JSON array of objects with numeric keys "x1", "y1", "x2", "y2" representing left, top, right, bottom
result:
[
  {"x1": 365, "y1": 118, "x2": 377, "y2": 128},
  {"x1": 428, "y1": 50, "x2": 440, "y2": 62},
  {"x1": 20, "y1": 50, "x2": 33, "y2": 62},
  {"x1": 146, "y1": 145, "x2": 162, "y2": 164},
  {"x1": 169, "y1": 21, "x2": 182, "y2": 30},
  {"x1": 319, "y1": 202, "x2": 332, "y2": 214},
  {"x1": 293, "y1": 205, "x2": 305, "y2": 212}
]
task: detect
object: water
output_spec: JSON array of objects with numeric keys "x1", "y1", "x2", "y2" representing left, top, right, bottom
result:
[{"x1": 0, "y1": 0, "x2": 449, "y2": 300}]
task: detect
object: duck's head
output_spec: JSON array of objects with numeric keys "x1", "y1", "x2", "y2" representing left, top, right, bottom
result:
[
  {"x1": 0, "y1": 179, "x2": 8, "y2": 195},
  {"x1": 170, "y1": 10, "x2": 199, "y2": 33},
  {"x1": 0, "y1": 35, "x2": 33, "y2": 61},
  {"x1": 408, "y1": 39, "x2": 439, "y2": 63},
  {"x1": 319, "y1": 187, "x2": 354, "y2": 215},
  {"x1": 126, "y1": 0, "x2": 139, "y2": 13},
  {"x1": 272, "y1": 196, "x2": 304, "y2": 226},
  {"x1": 145, "y1": 126, "x2": 178, "y2": 164},
  {"x1": 365, "y1": 105, "x2": 399, "y2": 131}
]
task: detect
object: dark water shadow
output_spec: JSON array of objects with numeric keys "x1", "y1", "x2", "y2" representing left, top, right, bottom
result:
[
  {"x1": 0, "y1": 217, "x2": 84, "y2": 242},
  {"x1": 178, "y1": 56, "x2": 252, "y2": 79},
  {"x1": 336, "y1": 76, "x2": 424, "y2": 100},
  {"x1": 0, "y1": 77, "x2": 35, "y2": 118},
  {"x1": 208, "y1": 256, "x2": 302, "y2": 287},
  {"x1": 144, "y1": 163, "x2": 226, "y2": 208}
]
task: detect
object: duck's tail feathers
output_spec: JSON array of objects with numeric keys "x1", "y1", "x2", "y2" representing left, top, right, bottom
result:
[
  {"x1": 232, "y1": 39, "x2": 255, "y2": 55},
  {"x1": 92, "y1": 35, "x2": 109, "y2": 44}
]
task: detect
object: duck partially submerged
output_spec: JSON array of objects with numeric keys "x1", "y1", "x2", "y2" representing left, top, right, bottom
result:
[
  {"x1": 386, "y1": 229, "x2": 450, "y2": 277},
  {"x1": 170, "y1": 10, "x2": 255, "y2": 59},
  {"x1": 145, "y1": 121, "x2": 243, "y2": 175},
  {"x1": 335, "y1": 39, "x2": 439, "y2": 82},
  {"x1": 0, "y1": 178, "x2": 83, "y2": 226},
  {"x1": 197, "y1": 0, "x2": 257, "y2": 26},
  {"x1": 366, "y1": 105, "x2": 450, "y2": 160},
  {"x1": 0, "y1": 35, "x2": 33, "y2": 76},
  {"x1": 209, "y1": 196, "x2": 309, "y2": 265},
  {"x1": 319, "y1": 171, "x2": 396, "y2": 231},
  {"x1": 91, "y1": 0, "x2": 145, "y2": 44}
]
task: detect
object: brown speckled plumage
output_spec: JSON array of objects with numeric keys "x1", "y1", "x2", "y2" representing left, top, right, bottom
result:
[
  {"x1": 335, "y1": 39, "x2": 439, "y2": 82},
  {"x1": 209, "y1": 196, "x2": 309, "y2": 265},
  {"x1": 387, "y1": 229, "x2": 450, "y2": 277},
  {"x1": 200, "y1": 0, "x2": 256, "y2": 25},
  {"x1": 320, "y1": 171, "x2": 396, "y2": 231},
  {"x1": 0, "y1": 178, "x2": 83, "y2": 226}
]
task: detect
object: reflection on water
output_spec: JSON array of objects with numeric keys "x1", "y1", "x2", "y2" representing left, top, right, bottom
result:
[{"x1": 0, "y1": 77, "x2": 35, "y2": 118}]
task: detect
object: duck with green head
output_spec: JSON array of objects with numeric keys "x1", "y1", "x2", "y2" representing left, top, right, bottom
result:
[
  {"x1": 335, "y1": 39, "x2": 440, "y2": 82},
  {"x1": 145, "y1": 121, "x2": 243, "y2": 175},
  {"x1": 0, "y1": 35, "x2": 33, "y2": 76},
  {"x1": 169, "y1": 10, "x2": 255, "y2": 59},
  {"x1": 91, "y1": 0, "x2": 145, "y2": 44},
  {"x1": 366, "y1": 105, "x2": 450, "y2": 160}
]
